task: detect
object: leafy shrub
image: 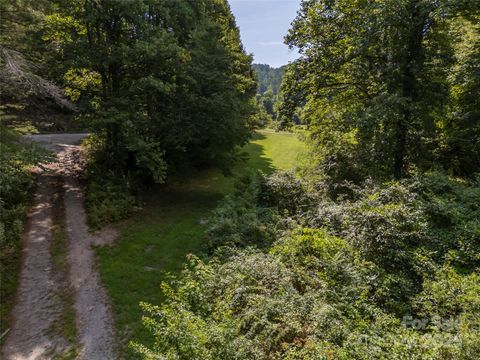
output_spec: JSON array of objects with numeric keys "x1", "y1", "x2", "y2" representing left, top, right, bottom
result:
[
  {"x1": 85, "y1": 178, "x2": 137, "y2": 228},
  {"x1": 206, "y1": 171, "x2": 314, "y2": 251},
  {"x1": 260, "y1": 171, "x2": 315, "y2": 214},
  {"x1": 136, "y1": 227, "x2": 480, "y2": 359},
  {"x1": 419, "y1": 172, "x2": 480, "y2": 269},
  {"x1": 133, "y1": 229, "x2": 376, "y2": 359},
  {"x1": 136, "y1": 170, "x2": 480, "y2": 359},
  {"x1": 83, "y1": 135, "x2": 139, "y2": 228},
  {"x1": 206, "y1": 173, "x2": 281, "y2": 250}
]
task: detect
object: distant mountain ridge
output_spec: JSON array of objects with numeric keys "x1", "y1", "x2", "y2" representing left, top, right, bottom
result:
[{"x1": 252, "y1": 64, "x2": 285, "y2": 95}]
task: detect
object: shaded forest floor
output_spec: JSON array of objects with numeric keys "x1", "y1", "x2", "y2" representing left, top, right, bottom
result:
[{"x1": 96, "y1": 130, "x2": 306, "y2": 357}]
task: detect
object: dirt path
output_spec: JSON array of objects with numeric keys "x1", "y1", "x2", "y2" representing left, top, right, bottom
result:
[
  {"x1": 2, "y1": 134, "x2": 116, "y2": 360},
  {"x1": 63, "y1": 163, "x2": 116, "y2": 360},
  {"x1": 1, "y1": 174, "x2": 68, "y2": 359}
]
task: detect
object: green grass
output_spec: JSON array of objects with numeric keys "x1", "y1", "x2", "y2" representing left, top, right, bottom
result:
[
  {"x1": 247, "y1": 129, "x2": 307, "y2": 171},
  {"x1": 96, "y1": 130, "x2": 305, "y2": 356}
]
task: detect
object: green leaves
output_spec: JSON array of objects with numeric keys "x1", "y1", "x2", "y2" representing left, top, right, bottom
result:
[
  {"x1": 282, "y1": 0, "x2": 479, "y2": 180},
  {"x1": 135, "y1": 170, "x2": 480, "y2": 359},
  {"x1": 45, "y1": 0, "x2": 256, "y2": 185}
]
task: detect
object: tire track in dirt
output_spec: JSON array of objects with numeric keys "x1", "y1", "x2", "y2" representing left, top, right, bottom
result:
[
  {"x1": 63, "y1": 169, "x2": 116, "y2": 360},
  {"x1": 1, "y1": 174, "x2": 68, "y2": 359},
  {"x1": 2, "y1": 135, "x2": 117, "y2": 360}
]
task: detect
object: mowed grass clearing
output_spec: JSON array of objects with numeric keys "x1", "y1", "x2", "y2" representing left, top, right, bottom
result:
[{"x1": 96, "y1": 130, "x2": 306, "y2": 356}]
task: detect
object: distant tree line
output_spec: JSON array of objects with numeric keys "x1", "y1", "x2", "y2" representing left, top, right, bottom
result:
[
  {"x1": 252, "y1": 63, "x2": 285, "y2": 95},
  {"x1": 251, "y1": 64, "x2": 289, "y2": 128}
]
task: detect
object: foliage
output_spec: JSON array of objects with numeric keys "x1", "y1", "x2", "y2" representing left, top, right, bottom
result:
[
  {"x1": 252, "y1": 64, "x2": 285, "y2": 95},
  {"x1": 0, "y1": 0, "x2": 76, "y2": 133},
  {"x1": 206, "y1": 173, "x2": 280, "y2": 250},
  {"x1": 82, "y1": 135, "x2": 138, "y2": 228},
  {"x1": 96, "y1": 131, "x2": 304, "y2": 357},
  {"x1": 85, "y1": 178, "x2": 137, "y2": 229},
  {"x1": 251, "y1": 64, "x2": 288, "y2": 125},
  {"x1": 43, "y1": 0, "x2": 256, "y2": 184},
  {"x1": 440, "y1": 16, "x2": 480, "y2": 176},
  {"x1": 280, "y1": 0, "x2": 480, "y2": 180},
  {"x1": 135, "y1": 169, "x2": 480, "y2": 359},
  {"x1": 249, "y1": 98, "x2": 273, "y2": 129}
]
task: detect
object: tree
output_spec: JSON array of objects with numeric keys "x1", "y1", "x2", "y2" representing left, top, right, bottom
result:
[
  {"x1": 283, "y1": 0, "x2": 458, "y2": 180},
  {"x1": 441, "y1": 15, "x2": 480, "y2": 176},
  {"x1": 43, "y1": 0, "x2": 256, "y2": 182},
  {"x1": 0, "y1": 0, "x2": 74, "y2": 131},
  {"x1": 181, "y1": 0, "x2": 256, "y2": 171}
]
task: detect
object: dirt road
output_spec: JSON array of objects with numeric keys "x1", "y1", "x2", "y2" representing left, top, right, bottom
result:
[{"x1": 1, "y1": 134, "x2": 116, "y2": 360}]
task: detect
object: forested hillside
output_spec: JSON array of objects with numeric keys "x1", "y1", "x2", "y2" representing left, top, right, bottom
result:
[
  {"x1": 252, "y1": 63, "x2": 285, "y2": 95},
  {"x1": 251, "y1": 64, "x2": 287, "y2": 127}
]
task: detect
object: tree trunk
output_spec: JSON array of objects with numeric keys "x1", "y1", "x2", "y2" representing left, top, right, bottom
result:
[{"x1": 394, "y1": 0, "x2": 426, "y2": 179}]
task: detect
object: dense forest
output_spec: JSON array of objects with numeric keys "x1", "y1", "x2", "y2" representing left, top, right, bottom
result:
[
  {"x1": 1, "y1": 0, "x2": 480, "y2": 359},
  {"x1": 252, "y1": 63, "x2": 285, "y2": 95},
  {"x1": 251, "y1": 64, "x2": 288, "y2": 128}
]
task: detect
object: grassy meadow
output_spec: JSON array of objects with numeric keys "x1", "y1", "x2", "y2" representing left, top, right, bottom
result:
[{"x1": 96, "y1": 130, "x2": 305, "y2": 355}]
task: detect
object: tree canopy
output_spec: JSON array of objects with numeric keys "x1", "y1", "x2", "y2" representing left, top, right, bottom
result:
[
  {"x1": 40, "y1": 0, "x2": 256, "y2": 182},
  {"x1": 278, "y1": 0, "x2": 480, "y2": 181}
]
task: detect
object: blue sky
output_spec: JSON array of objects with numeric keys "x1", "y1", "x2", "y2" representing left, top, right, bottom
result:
[{"x1": 228, "y1": 0, "x2": 301, "y2": 68}]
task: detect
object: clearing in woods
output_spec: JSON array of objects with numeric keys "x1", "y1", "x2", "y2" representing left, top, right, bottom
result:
[
  {"x1": 1, "y1": 130, "x2": 304, "y2": 359},
  {"x1": 96, "y1": 129, "x2": 305, "y2": 357}
]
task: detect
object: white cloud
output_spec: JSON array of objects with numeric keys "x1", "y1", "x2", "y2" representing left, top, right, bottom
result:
[{"x1": 258, "y1": 41, "x2": 283, "y2": 46}]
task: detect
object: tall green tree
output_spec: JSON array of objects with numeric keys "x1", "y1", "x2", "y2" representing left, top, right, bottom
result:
[
  {"x1": 441, "y1": 14, "x2": 480, "y2": 176},
  {"x1": 181, "y1": 0, "x2": 256, "y2": 171},
  {"x1": 282, "y1": 0, "x2": 461, "y2": 181},
  {"x1": 43, "y1": 0, "x2": 256, "y2": 182}
]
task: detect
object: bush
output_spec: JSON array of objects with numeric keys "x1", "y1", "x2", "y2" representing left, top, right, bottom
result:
[
  {"x1": 419, "y1": 172, "x2": 480, "y2": 269},
  {"x1": 85, "y1": 179, "x2": 137, "y2": 228},
  {"x1": 133, "y1": 229, "x2": 377, "y2": 360},
  {"x1": 83, "y1": 135, "x2": 139, "y2": 228},
  {"x1": 206, "y1": 173, "x2": 280, "y2": 250},
  {"x1": 135, "y1": 170, "x2": 480, "y2": 359}
]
